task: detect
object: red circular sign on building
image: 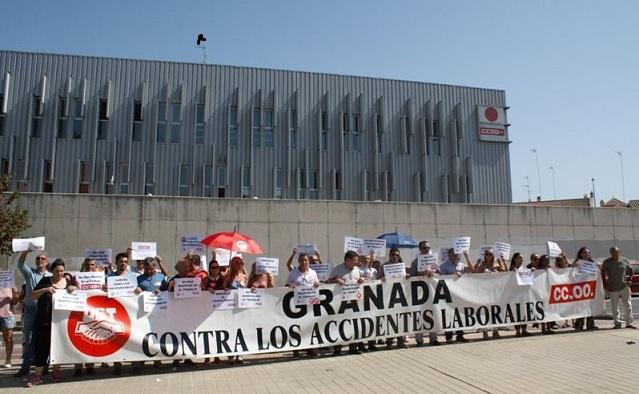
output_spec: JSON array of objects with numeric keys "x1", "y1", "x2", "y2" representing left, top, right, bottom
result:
[
  {"x1": 484, "y1": 107, "x2": 499, "y2": 122},
  {"x1": 66, "y1": 295, "x2": 131, "y2": 357}
]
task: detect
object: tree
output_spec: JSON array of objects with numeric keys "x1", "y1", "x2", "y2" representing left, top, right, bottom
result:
[{"x1": 0, "y1": 174, "x2": 30, "y2": 256}]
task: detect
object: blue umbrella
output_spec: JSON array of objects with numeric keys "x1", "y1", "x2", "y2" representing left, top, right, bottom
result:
[{"x1": 377, "y1": 230, "x2": 418, "y2": 249}]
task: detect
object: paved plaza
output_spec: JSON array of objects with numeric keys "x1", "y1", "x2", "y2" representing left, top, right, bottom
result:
[{"x1": 1, "y1": 319, "x2": 638, "y2": 393}]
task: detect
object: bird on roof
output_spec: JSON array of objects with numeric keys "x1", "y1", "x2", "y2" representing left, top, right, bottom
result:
[{"x1": 197, "y1": 34, "x2": 206, "y2": 46}]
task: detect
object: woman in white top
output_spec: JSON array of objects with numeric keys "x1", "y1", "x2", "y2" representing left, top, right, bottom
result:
[{"x1": 286, "y1": 253, "x2": 319, "y2": 358}]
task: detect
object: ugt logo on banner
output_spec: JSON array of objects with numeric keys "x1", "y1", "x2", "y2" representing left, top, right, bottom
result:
[{"x1": 66, "y1": 295, "x2": 131, "y2": 357}]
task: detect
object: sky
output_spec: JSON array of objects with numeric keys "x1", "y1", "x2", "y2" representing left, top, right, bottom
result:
[{"x1": 1, "y1": 0, "x2": 637, "y2": 204}]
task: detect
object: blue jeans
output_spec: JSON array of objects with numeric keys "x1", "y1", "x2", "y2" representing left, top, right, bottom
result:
[{"x1": 20, "y1": 304, "x2": 37, "y2": 372}]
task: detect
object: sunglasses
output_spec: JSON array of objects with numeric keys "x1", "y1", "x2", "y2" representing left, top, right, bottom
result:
[{"x1": 390, "y1": 253, "x2": 400, "y2": 257}]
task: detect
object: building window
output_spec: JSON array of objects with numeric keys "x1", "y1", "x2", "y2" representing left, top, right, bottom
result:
[
  {"x1": 273, "y1": 167, "x2": 282, "y2": 199},
  {"x1": 432, "y1": 119, "x2": 440, "y2": 156},
  {"x1": 31, "y1": 96, "x2": 42, "y2": 138},
  {"x1": 156, "y1": 101, "x2": 167, "y2": 143},
  {"x1": 376, "y1": 114, "x2": 383, "y2": 152},
  {"x1": 321, "y1": 111, "x2": 328, "y2": 131},
  {"x1": 308, "y1": 169, "x2": 318, "y2": 199},
  {"x1": 179, "y1": 164, "x2": 189, "y2": 196},
  {"x1": 79, "y1": 161, "x2": 89, "y2": 193},
  {"x1": 252, "y1": 107, "x2": 261, "y2": 147},
  {"x1": 73, "y1": 98, "x2": 83, "y2": 139},
  {"x1": 104, "y1": 161, "x2": 114, "y2": 194},
  {"x1": 144, "y1": 163, "x2": 154, "y2": 195},
  {"x1": 289, "y1": 109, "x2": 297, "y2": 149},
  {"x1": 43, "y1": 160, "x2": 53, "y2": 193},
  {"x1": 1, "y1": 158, "x2": 9, "y2": 176},
  {"x1": 97, "y1": 99, "x2": 108, "y2": 140},
  {"x1": 342, "y1": 113, "x2": 349, "y2": 151},
  {"x1": 203, "y1": 165, "x2": 214, "y2": 197},
  {"x1": 195, "y1": 103, "x2": 205, "y2": 145},
  {"x1": 0, "y1": 114, "x2": 5, "y2": 137},
  {"x1": 362, "y1": 170, "x2": 370, "y2": 201},
  {"x1": 264, "y1": 108, "x2": 274, "y2": 147},
  {"x1": 296, "y1": 168, "x2": 305, "y2": 199},
  {"x1": 351, "y1": 114, "x2": 360, "y2": 152},
  {"x1": 216, "y1": 166, "x2": 226, "y2": 198},
  {"x1": 170, "y1": 103, "x2": 181, "y2": 143},
  {"x1": 241, "y1": 166, "x2": 251, "y2": 198},
  {"x1": 229, "y1": 106, "x2": 238, "y2": 147},
  {"x1": 334, "y1": 170, "x2": 341, "y2": 200},
  {"x1": 132, "y1": 100, "x2": 143, "y2": 142},
  {"x1": 57, "y1": 97, "x2": 68, "y2": 138},
  {"x1": 120, "y1": 163, "x2": 129, "y2": 194}
]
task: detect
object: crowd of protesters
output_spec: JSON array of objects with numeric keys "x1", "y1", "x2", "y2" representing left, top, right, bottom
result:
[{"x1": 4, "y1": 241, "x2": 635, "y2": 387}]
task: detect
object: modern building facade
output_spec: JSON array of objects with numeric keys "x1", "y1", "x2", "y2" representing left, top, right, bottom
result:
[{"x1": 0, "y1": 50, "x2": 512, "y2": 203}]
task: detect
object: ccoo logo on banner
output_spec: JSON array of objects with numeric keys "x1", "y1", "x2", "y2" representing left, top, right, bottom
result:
[{"x1": 51, "y1": 269, "x2": 603, "y2": 364}]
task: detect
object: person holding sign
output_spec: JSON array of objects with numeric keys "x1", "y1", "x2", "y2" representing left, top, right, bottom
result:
[
  {"x1": 72, "y1": 258, "x2": 101, "y2": 377},
  {"x1": 379, "y1": 248, "x2": 409, "y2": 349},
  {"x1": 438, "y1": 249, "x2": 470, "y2": 343},
  {"x1": 0, "y1": 286, "x2": 17, "y2": 368},
  {"x1": 328, "y1": 251, "x2": 365, "y2": 355},
  {"x1": 285, "y1": 247, "x2": 322, "y2": 272},
  {"x1": 206, "y1": 260, "x2": 225, "y2": 292},
  {"x1": 223, "y1": 257, "x2": 248, "y2": 364},
  {"x1": 104, "y1": 252, "x2": 139, "y2": 375},
  {"x1": 286, "y1": 253, "x2": 320, "y2": 358},
  {"x1": 470, "y1": 248, "x2": 506, "y2": 340},
  {"x1": 135, "y1": 257, "x2": 167, "y2": 295},
  {"x1": 602, "y1": 247, "x2": 635, "y2": 329},
  {"x1": 14, "y1": 250, "x2": 51, "y2": 378},
  {"x1": 410, "y1": 241, "x2": 440, "y2": 347},
  {"x1": 248, "y1": 261, "x2": 275, "y2": 289},
  {"x1": 554, "y1": 253, "x2": 570, "y2": 269},
  {"x1": 572, "y1": 247, "x2": 599, "y2": 331},
  {"x1": 26, "y1": 259, "x2": 77, "y2": 387},
  {"x1": 358, "y1": 253, "x2": 378, "y2": 282},
  {"x1": 508, "y1": 253, "x2": 532, "y2": 337}
]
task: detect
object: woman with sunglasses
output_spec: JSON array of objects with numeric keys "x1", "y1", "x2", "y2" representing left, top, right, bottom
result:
[
  {"x1": 223, "y1": 257, "x2": 248, "y2": 363},
  {"x1": 572, "y1": 247, "x2": 599, "y2": 331},
  {"x1": 26, "y1": 259, "x2": 76, "y2": 387}
]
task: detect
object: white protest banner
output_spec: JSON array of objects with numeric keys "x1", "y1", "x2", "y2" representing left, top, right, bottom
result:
[
  {"x1": 493, "y1": 242, "x2": 511, "y2": 260},
  {"x1": 84, "y1": 249, "x2": 112, "y2": 267},
  {"x1": 180, "y1": 234, "x2": 204, "y2": 253},
  {"x1": 237, "y1": 288, "x2": 264, "y2": 309},
  {"x1": 363, "y1": 239, "x2": 387, "y2": 257},
  {"x1": 0, "y1": 271, "x2": 15, "y2": 288},
  {"x1": 12, "y1": 237, "x2": 45, "y2": 252},
  {"x1": 452, "y1": 237, "x2": 471, "y2": 254},
  {"x1": 256, "y1": 257, "x2": 279, "y2": 275},
  {"x1": 214, "y1": 249, "x2": 241, "y2": 267},
  {"x1": 417, "y1": 254, "x2": 439, "y2": 272},
  {"x1": 293, "y1": 286, "x2": 320, "y2": 306},
  {"x1": 383, "y1": 262, "x2": 406, "y2": 279},
  {"x1": 547, "y1": 242, "x2": 562, "y2": 258},
  {"x1": 344, "y1": 237, "x2": 364, "y2": 254},
  {"x1": 50, "y1": 269, "x2": 604, "y2": 364},
  {"x1": 131, "y1": 242, "x2": 157, "y2": 260},
  {"x1": 174, "y1": 277, "x2": 202, "y2": 299},
  {"x1": 143, "y1": 292, "x2": 169, "y2": 313},
  {"x1": 516, "y1": 269, "x2": 534, "y2": 286},
  {"x1": 106, "y1": 275, "x2": 137, "y2": 298},
  {"x1": 75, "y1": 272, "x2": 105, "y2": 290},
  {"x1": 53, "y1": 291, "x2": 87, "y2": 312},
  {"x1": 211, "y1": 290, "x2": 236, "y2": 310},
  {"x1": 312, "y1": 264, "x2": 331, "y2": 282},
  {"x1": 340, "y1": 283, "x2": 362, "y2": 301}
]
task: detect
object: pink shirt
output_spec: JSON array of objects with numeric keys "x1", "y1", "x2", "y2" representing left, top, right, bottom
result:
[{"x1": 0, "y1": 288, "x2": 13, "y2": 318}]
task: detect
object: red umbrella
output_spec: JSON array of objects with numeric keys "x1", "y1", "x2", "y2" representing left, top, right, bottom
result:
[{"x1": 200, "y1": 229, "x2": 264, "y2": 255}]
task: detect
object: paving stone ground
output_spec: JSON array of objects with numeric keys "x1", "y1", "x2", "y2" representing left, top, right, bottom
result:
[{"x1": 1, "y1": 318, "x2": 638, "y2": 393}]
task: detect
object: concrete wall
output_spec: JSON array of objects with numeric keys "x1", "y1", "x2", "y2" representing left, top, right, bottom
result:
[{"x1": 3, "y1": 194, "x2": 639, "y2": 284}]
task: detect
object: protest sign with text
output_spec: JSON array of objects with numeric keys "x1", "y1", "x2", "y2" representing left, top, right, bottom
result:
[
  {"x1": 84, "y1": 249, "x2": 113, "y2": 267},
  {"x1": 383, "y1": 262, "x2": 407, "y2": 279},
  {"x1": 12, "y1": 237, "x2": 45, "y2": 252},
  {"x1": 180, "y1": 234, "x2": 205, "y2": 253},
  {"x1": 547, "y1": 242, "x2": 562, "y2": 258},
  {"x1": 0, "y1": 271, "x2": 15, "y2": 288},
  {"x1": 256, "y1": 257, "x2": 279, "y2": 275},
  {"x1": 75, "y1": 272, "x2": 105, "y2": 290},
  {"x1": 452, "y1": 237, "x2": 471, "y2": 254},
  {"x1": 312, "y1": 264, "x2": 331, "y2": 282},
  {"x1": 174, "y1": 277, "x2": 202, "y2": 299},
  {"x1": 417, "y1": 254, "x2": 439, "y2": 272},
  {"x1": 293, "y1": 286, "x2": 320, "y2": 305},
  {"x1": 131, "y1": 242, "x2": 157, "y2": 260},
  {"x1": 237, "y1": 288, "x2": 264, "y2": 308},
  {"x1": 516, "y1": 269, "x2": 534, "y2": 286},
  {"x1": 53, "y1": 291, "x2": 87, "y2": 312},
  {"x1": 107, "y1": 275, "x2": 137, "y2": 298},
  {"x1": 143, "y1": 292, "x2": 169, "y2": 313},
  {"x1": 214, "y1": 249, "x2": 241, "y2": 267},
  {"x1": 211, "y1": 290, "x2": 236, "y2": 310},
  {"x1": 493, "y1": 242, "x2": 511, "y2": 260}
]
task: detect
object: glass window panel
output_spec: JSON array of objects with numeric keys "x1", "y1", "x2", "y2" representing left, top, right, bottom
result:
[{"x1": 156, "y1": 123, "x2": 166, "y2": 143}]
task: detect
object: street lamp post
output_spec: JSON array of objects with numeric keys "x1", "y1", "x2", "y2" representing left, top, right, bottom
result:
[
  {"x1": 591, "y1": 178, "x2": 596, "y2": 207},
  {"x1": 531, "y1": 149, "x2": 542, "y2": 200},
  {"x1": 615, "y1": 151, "x2": 626, "y2": 202},
  {"x1": 523, "y1": 176, "x2": 532, "y2": 202},
  {"x1": 549, "y1": 166, "x2": 557, "y2": 199}
]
